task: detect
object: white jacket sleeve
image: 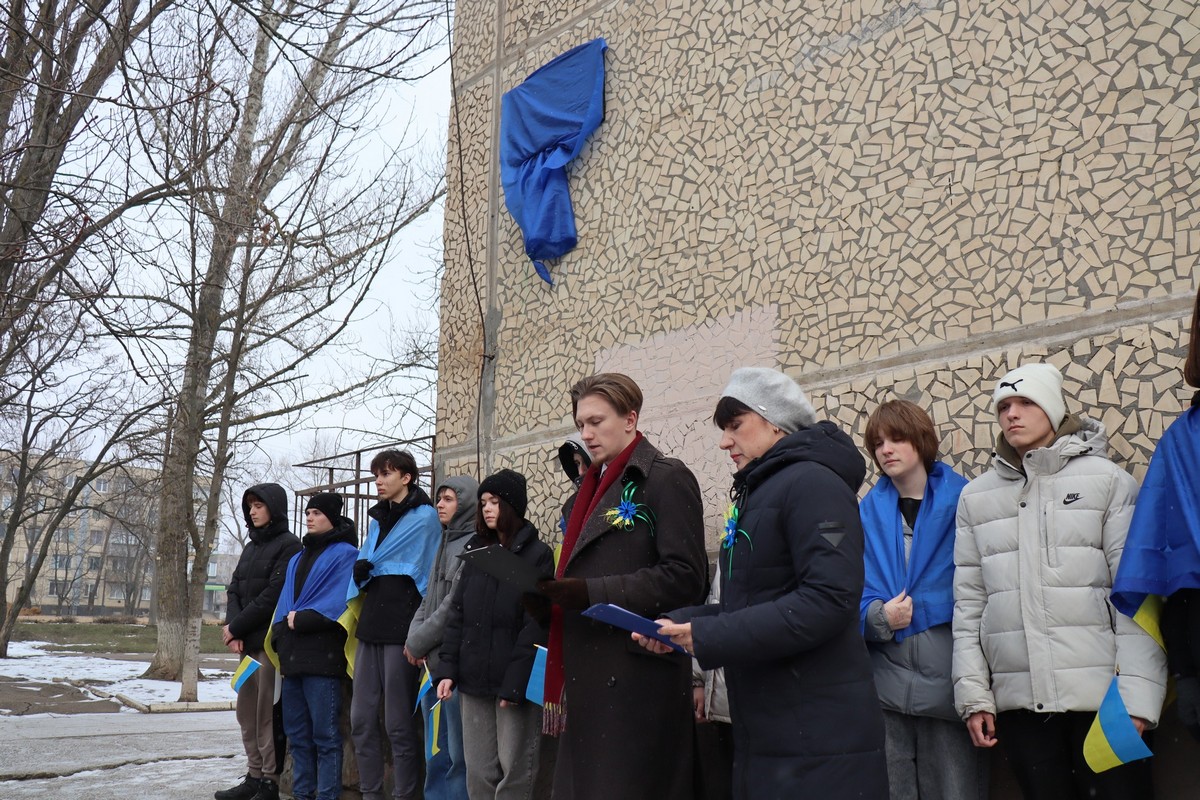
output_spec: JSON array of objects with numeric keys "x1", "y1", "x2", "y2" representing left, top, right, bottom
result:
[
  {"x1": 1104, "y1": 470, "x2": 1167, "y2": 726},
  {"x1": 952, "y1": 498, "x2": 995, "y2": 720}
]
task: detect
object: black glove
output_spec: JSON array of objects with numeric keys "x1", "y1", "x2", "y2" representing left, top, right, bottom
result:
[
  {"x1": 537, "y1": 578, "x2": 590, "y2": 610},
  {"x1": 353, "y1": 559, "x2": 374, "y2": 587},
  {"x1": 1176, "y1": 675, "x2": 1200, "y2": 740},
  {"x1": 521, "y1": 592, "x2": 552, "y2": 626}
]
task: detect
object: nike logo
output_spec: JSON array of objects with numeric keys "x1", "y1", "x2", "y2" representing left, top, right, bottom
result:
[
  {"x1": 999, "y1": 379, "x2": 1024, "y2": 391},
  {"x1": 1063, "y1": 493, "x2": 1082, "y2": 505}
]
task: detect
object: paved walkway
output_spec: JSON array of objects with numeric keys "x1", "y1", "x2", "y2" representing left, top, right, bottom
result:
[{"x1": 0, "y1": 710, "x2": 242, "y2": 798}]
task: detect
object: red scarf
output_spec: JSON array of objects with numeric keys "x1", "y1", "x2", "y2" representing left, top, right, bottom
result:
[{"x1": 543, "y1": 432, "x2": 642, "y2": 734}]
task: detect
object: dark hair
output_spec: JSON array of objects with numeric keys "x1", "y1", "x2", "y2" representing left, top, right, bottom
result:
[
  {"x1": 370, "y1": 449, "x2": 419, "y2": 487},
  {"x1": 570, "y1": 373, "x2": 643, "y2": 417},
  {"x1": 863, "y1": 399, "x2": 939, "y2": 473},
  {"x1": 1186, "y1": 283, "x2": 1200, "y2": 388},
  {"x1": 712, "y1": 396, "x2": 754, "y2": 429},
  {"x1": 476, "y1": 493, "x2": 522, "y2": 546}
]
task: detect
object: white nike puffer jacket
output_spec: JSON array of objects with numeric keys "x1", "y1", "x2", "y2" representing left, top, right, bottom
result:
[{"x1": 952, "y1": 417, "x2": 1166, "y2": 725}]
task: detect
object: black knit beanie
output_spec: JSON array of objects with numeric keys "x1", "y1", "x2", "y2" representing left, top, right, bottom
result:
[
  {"x1": 478, "y1": 469, "x2": 528, "y2": 518},
  {"x1": 306, "y1": 492, "x2": 343, "y2": 524}
]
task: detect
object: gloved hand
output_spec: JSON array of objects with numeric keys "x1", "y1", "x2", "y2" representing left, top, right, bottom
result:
[
  {"x1": 536, "y1": 578, "x2": 590, "y2": 610},
  {"x1": 1175, "y1": 675, "x2": 1200, "y2": 739},
  {"x1": 353, "y1": 559, "x2": 374, "y2": 587},
  {"x1": 521, "y1": 592, "x2": 552, "y2": 626}
]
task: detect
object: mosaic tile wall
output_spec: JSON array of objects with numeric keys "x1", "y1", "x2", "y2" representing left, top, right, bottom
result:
[
  {"x1": 440, "y1": 315, "x2": 1193, "y2": 551},
  {"x1": 436, "y1": 0, "x2": 1200, "y2": 548}
]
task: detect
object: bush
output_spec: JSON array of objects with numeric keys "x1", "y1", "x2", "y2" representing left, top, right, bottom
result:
[
  {"x1": 56, "y1": 616, "x2": 78, "y2": 624},
  {"x1": 95, "y1": 614, "x2": 140, "y2": 625},
  {"x1": 18, "y1": 606, "x2": 40, "y2": 616}
]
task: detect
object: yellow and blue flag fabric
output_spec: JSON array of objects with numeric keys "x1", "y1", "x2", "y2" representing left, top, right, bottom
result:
[
  {"x1": 230, "y1": 656, "x2": 261, "y2": 692},
  {"x1": 1112, "y1": 407, "x2": 1200, "y2": 642},
  {"x1": 425, "y1": 699, "x2": 443, "y2": 759},
  {"x1": 1083, "y1": 675, "x2": 1153, "y2": 773},
  {"x1": 414, "y1": 667, "x2": 433, "y2": 713},
  {"x1": 338, "y1": 594, "x2": 362, "y2": 679}
]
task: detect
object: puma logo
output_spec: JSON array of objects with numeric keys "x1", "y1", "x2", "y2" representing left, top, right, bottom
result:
[
  {"x1": 999, "y1": 379, "x2": 1025, "y2": 391},
  {"x1": 1063, "y1": 493, "x2": 1082, "y2": 505}
]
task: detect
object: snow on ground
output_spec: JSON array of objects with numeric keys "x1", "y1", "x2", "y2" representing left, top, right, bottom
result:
[
  {"x1": 0, "y1": 755, "x2": 238, "y2": 799},
  {"x1": 1, "y1": 640, "x2": 237, "y2": 708}
]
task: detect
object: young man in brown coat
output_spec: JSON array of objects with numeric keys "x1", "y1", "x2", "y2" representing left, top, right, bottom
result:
[{"x1": 537, "y1": 373, "x2": 708, "y2": 800}]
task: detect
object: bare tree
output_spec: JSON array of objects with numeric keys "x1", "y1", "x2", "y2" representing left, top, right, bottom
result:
[
  {"x1": 0, "y1": 307, "x2": 162, "y2": 655},
  {"x1": 100, "y1": 0, "x2": 446, "y2": 696},
  {"x1": 0, "y1": 0, "x2": 217, "y2": 398}
]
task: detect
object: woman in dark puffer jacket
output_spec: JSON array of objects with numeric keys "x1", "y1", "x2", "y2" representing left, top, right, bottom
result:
[
  {"x1": 636, "y1": 367, "x2": 887, "y2": 800},
  {"x1": 436, "y1": 469, "x2": 554, "y2": 799}
]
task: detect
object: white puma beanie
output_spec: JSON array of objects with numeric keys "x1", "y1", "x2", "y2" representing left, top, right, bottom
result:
[{"x1": 992, "y1": 363, "x2": 1067, "y2": 432}]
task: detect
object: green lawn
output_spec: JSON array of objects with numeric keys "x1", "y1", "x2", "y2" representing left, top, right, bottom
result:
[{"x1": 12, "y1": 621, "x2": 228, "y2": 654}]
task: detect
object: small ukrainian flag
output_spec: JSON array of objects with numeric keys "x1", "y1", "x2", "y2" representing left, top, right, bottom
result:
[
  {"x1": 414, "y1": 666, "x2": 432, "y2": 713},
  {"x1": 425, "y1": 699, "x2": 442, "y2": 759},
  {"x1": 1083, "y1": 674, "x2": 1153, "y2": 773},
  {"x1": 230, "y1": 656, "x2": 261, "y2": 692}
]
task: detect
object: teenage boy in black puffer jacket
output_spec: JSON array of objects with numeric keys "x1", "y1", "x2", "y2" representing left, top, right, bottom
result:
[{"x1": 216, "y1": 484, "x2": 302, "y2": 800}]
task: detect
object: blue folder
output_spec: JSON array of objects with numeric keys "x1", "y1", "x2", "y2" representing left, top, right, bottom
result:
[{"x1": 581, "y1": 603, "x2": 685, "y2": 653}]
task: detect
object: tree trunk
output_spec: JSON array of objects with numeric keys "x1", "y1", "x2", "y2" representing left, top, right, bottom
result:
[{"x1": 178, "y1": 551, "x2": 212, "y2": 701}]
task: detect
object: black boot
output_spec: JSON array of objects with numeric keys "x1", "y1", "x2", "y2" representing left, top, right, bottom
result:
[
  {"x1": 215, "y1": 774, "x2": 261, "y2": 800},
  {"x1": 250, "y1": 778, "x2": 279, "y2": 800}
]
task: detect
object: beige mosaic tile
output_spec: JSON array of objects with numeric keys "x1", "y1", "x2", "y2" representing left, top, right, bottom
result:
[{"x1": 438, "y1": 0, "x2": 1200, "y2": 550}]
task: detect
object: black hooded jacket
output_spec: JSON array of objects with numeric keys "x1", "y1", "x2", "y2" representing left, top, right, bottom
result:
[
  {"x1": 436, "y1": 521, "x2": 554, "y2": 701},
  {"x1": 270, "y1": 517, "x2": 358, "y2": 678},
  {"x1": 226, "y1": 483, "x2": 302, "y2": 652},
  {"x1": 671, "y1": 422, "x2": 886, "y2": 798}
]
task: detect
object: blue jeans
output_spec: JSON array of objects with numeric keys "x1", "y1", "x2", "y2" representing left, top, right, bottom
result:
[
  {"x1": 282, "y1": 675, "x2": 343, "y2": 800},
  {"x1": 422, "y1": 687, "x2": 468, "y2": 800}
]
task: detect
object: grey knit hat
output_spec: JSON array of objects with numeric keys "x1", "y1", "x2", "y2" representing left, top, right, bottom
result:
[
  {"x1": 992, "y1": 363, "x2": 1067, "y2": 432},
  {"x1": 720, "y1": 368, "x2": 817, "y2": 433}
]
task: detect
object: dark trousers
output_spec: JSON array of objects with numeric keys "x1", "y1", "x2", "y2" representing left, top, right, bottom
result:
[
  {"x1": 997, "y1": 709, "x2": 1154, "y2": 800},
  {"x1": 282, "y1": 675, "x2": 344, "y2": 800},
  {"x1": 351, "y1": 641, "x2": 421, "y2": 800},
  {"x1": 693, "y1": 720, "x2": 734, "y2": 800}
]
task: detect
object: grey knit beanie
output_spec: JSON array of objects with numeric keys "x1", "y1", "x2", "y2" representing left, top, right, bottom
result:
[
  {"x1": 720, "y1": 368, "x2": 817, "y2": 433},
  {"x1": 992, "y1": 363, "x2": 1067, "y2": 432}
]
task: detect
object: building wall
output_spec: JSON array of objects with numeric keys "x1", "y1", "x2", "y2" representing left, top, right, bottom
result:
[
  {"x1": 2, "y1": 460, "x2": 160, "y2": 616},
  {"x1": 439, "y1": 0, "x2": 1198, "y2": 543},
  {"x1": 439, "y1": 1, "x2": 1200, "y2": 791}
]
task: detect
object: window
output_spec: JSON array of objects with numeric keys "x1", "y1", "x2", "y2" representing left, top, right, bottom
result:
[
  {"x1": 107, "y1": 584, "x2": 125, "y2": 602},
  {"x1": 91, "y1": 509, "x2": 104, "y2": 520},
  {"x1": 94, "y1": 478, "x2": 109, "y2": 493},
  {"x1": 88, "y1": 531, "x2": 103, "y2": 546},
  {"x1": 51, "y1": 554, "x2": 71, "y2": 571},
  {"x1": 88, "y1": 556, "x2": 101, "y2": 571},
  {"x1": 140, "y1": 586, "x2": 151, "y2": 602},
  {"x1": 48, "y1": 580, "x2": 63, "y2": 596}
]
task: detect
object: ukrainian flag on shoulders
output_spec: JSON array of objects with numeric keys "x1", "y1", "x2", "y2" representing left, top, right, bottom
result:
[
  {"x1": 230, "y1": 656, "x2": 261, "y2": 692},
  {"x1": 1083, "y1": 674, "x2": 1153, "y2": 773}
]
